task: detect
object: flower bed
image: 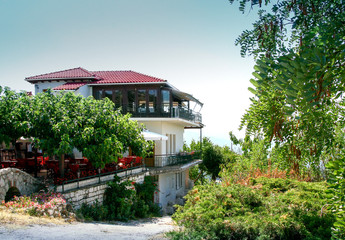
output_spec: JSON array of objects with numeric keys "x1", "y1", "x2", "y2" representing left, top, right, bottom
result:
[{"x1": 1, "y1": 192, "x2": 75, "y2": 219}]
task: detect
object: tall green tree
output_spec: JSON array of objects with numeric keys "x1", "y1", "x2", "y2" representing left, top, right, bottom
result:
[
  {"x1": 0, "y1": 87, "x2": 30, "y2": 152},
  {"x1": 230, "y1": 0, "x2": 345, "y2": 177},
  {"x1": 229, "y1": 0, "x2": 345, "y2": 236},
  {"x1": 1, "y1": 87, "x2": 149, "y2": 176}
]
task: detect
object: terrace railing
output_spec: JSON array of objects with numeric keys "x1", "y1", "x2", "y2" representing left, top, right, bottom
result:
[
  {"x1": 58, "y1": 165, "x2": 146, "y2": 193},
  {"x1": 146, "y1": 151, "x2": 201, "y2": 168},
  {"x1": 123, "y1": 105, "x2": 202, "y2": 124}
]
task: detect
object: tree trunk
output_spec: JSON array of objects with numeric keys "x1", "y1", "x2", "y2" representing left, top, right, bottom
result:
[
  {"x1": 59, "y1": 154, "x2": 65, "y2": 177},
  {"x1": 34, "y1": 149, "x2": 38, "y2": 178}
]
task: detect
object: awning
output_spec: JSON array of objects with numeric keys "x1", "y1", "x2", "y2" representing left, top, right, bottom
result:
[
  {"x1": 142, "y1": 130, "x2": 168, "y2": 141},
  {"x1": 171, "y1": 89, "x2": 203, "y2": 107}
]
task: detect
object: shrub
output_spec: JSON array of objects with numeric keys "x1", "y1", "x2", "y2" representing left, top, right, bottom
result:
[
  {"x1": 172, "y1": 177, "x2": 334, "y2": 239},
  {"x1": 77, "y1": 175, "x2": 160, "y2": 221},
  {"x1": 78, "y1": 201, "x2": 107, "y2": 221},
  {"x1": 2, "y1": 191, "x2": 72, "y2": 218}
]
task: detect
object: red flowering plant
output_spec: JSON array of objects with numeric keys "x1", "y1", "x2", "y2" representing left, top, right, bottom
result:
[{"x1": 1, "y1": 191, "x2": 73, "y2": 218}]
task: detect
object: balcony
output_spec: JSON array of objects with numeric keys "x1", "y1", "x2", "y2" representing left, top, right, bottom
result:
[
  {"x1": 145, "y1": 151, "x2": 201, "y2": 168},
  {"x1": 124, "y1": 105, "x2": 202, "y2": 124}
]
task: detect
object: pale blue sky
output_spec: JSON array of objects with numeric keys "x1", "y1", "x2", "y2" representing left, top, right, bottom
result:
[{"x1": 0, "y1": 0, "x2": 258, "y2": 147}]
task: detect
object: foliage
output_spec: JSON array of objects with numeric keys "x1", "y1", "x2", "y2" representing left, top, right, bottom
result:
[
  {"x1": 78, "y1": 175, "x2": 160, "y2": 221},
  {"x1": 103, "y1": 175, "x2": 136, "y2": 221},
  {"x1": 184, "y1": 138, "x2": 239, "y2": 183},
  {"x1": 0, "y1": 87, "x2": 150, "y2": 175},
  {"x1": 134, "y1": 176, "x2": 160, "y2": 216},
  {"x1": 229, "y1": 0, "x2": 345, "y2": 235},
  {"x1": 229, "y1": 0, "x2": 345, "y2": 178},
  {"x1": 0, "y1": 87, "x2": 30, "y2": 148},
  {"x1": 325, "y1": 124, "x2": 345, "y2": 239},
  {"x1": 172, "y1": 177, "x2": 334, "y2": 239},
  {"x1": 202, "y1": 144, "x2": 224, "y2": 180},
  {"x1": 1, "y1": 191, "x2": 72, "y2": 218}
]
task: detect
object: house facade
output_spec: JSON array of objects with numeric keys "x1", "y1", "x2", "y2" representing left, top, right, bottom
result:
[{"x1": 26, "y1": 67, "x2": 203, "y2": 213}]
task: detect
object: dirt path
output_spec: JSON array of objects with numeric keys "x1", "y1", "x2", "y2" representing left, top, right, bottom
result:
[{"x1": 0, "y1": 216, "x2": 176, "y2": 240}]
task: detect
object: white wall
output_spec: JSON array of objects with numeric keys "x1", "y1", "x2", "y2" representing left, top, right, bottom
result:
[
  {"x1": 34, "y1": 82, "x2": 65, "y2": 94},
  {"x1": 157, "y1": 170, "x2": 186, "y2": 211},
  {"x1": 75, "y1": 85, "x2": 92, "y2": 98},
  {"x1": 137, "y1": 120, "x2": 184, "y2": 155}
]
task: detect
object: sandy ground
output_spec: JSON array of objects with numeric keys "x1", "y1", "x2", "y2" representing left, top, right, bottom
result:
[{"x1": 0, "y1": 216, "x2": 176, "y2": 240}]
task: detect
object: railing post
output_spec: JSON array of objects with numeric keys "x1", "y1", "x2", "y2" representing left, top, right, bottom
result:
[{"x1": 77, "y1": 170, "x2": 80, "y2": 189}]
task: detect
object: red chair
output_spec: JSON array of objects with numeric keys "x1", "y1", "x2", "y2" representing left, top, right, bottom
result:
[{"x1": 70, "y1": 164, "x2": 80, "y2": 173}]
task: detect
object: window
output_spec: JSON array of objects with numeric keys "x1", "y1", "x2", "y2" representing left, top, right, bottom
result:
[
  {"x1": 161, "y1": 90, "x2": 170, "y2": 113},
  {"x1": 166, "y1": 134, "x2": 176, "y2": 154},
  {"x1": 127, "y1": 90, "x2": 135, "y2": 112},
  {"x1": 148, "y1": 90, "x2": 157, "y2": 113},
  {"x1": 114, "y1": 90, "x2": 123, "y2": 109},
  {"x1": 138, "y1": 90, "x2": 146, "y2": 113},
  {"x1": 94, "y1": 90, "x2": 102, "y2": 100},
  {"x1": 176, "y1": 172, "x2": 183, "y2": 190},
  {"x1": 104, "y1": 90, "x2": 112, "y2": 101}
]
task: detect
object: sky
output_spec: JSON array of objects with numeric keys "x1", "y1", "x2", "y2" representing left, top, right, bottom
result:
[{"x1": 0, "y1": 0, "x2": 258, "y2": 147}]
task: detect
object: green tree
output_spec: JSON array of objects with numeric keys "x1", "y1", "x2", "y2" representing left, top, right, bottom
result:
[
  {"x1": 0, "y1": 87, "x2": 30, "y2": 154},
  {"x1": 230, "y1": 0, "x2": 345, "y2": 177},
  {"x1": 229, "y1": 0, "x2": 345, "y2": 235},
  {"x1": 71, "y1": 95, "x2": 150, "y2": 169},
  {"x1": 1, "y1": 88, "x2": 149, "y2": 177}
]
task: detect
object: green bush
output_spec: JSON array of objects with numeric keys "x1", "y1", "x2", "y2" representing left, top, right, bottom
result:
[
  {"x1": 78, "y1": 200, "x2": 107, "y2": 221},
  {"x1": 77, "y1": 175, "x2": 160, "y2": 221},
  {"x1": 172, "y1": 177, "x2": 334, "y2": 240}
]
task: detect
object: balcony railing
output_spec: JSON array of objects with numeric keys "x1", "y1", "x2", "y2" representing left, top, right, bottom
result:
[
  {"x1": 122, "y1": 105, "x2": 202, "y2": 124},
  {"x1": 145, "y1": 151, "x2": 201, "y2": 168}
]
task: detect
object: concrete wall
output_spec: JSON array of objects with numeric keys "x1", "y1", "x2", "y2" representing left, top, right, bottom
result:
[
  {"x1": 156, "y1": 169, "x2": 188, "y2": 213},
  {"x1": 0, "y1": 168, "x2": 40, "y2": 201},
  {"x1": 75, "y1": 85, "x2": 92, "y2": 98},
  {"x1": 34, "y1": 82, "x2": 65, "y2": 94},
  {"x1": 138, "y1": 121, "x2": 184, "y2": 155}
]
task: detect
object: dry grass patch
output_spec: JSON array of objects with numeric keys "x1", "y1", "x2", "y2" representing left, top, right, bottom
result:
[{"x1": 0, "y1": 206, "x2": 72, "y2": 228}]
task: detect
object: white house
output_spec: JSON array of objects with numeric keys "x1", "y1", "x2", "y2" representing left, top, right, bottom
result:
[{"x1": 26, "y1": 67, "x2": 203, "y2": 213}]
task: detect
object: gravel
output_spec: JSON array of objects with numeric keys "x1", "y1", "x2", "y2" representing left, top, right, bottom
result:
[{"x1": 0, "y1": 216, "x2": 176, "y2": 240}]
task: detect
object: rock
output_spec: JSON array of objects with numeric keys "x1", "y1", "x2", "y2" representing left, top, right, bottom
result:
[
  {"x1": 166, "y1": 206, "x2": 175, "y2": 215},
  {"x1": 47, "y1": 209, "x2": 54, "y2": 216},
  {"x1": 176, "y1": 198, "x2": 184, "y2": 206}
]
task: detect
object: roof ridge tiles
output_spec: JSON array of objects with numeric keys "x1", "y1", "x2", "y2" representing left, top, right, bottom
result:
[{"x1": 25, "y1": 67, "x2": 98, "y2": 81}]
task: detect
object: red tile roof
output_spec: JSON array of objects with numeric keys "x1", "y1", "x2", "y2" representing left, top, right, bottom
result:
[
  {"x1": 25, "y1": 67, "x2": 98, "y2": 81},
  {"x1": 25, "y1": 68, "x2": 167, "y2": 84},
  {"x1": 90, "y1": 71, "x2": 166, "y2": 84},
  {"x1": 53, "y1": 82, "x2": 87, "y2": 90}
]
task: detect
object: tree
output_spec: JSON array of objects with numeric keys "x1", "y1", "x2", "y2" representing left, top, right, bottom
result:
[
  {"x1": 1, "y1": 87, "x2": 150, "y2": 177},
  {"x1": 229, "y1": 0, "x2": 345, "y2": 177},
  {"x1": 229, "y1": 0, "x2": 345, "y2": 235},
  {"x1": 0, "y1": 87, "x2": 30, "y2": 154},
  {"x1": 71, "y1": 95, "x2": 150, "y2": 169}
]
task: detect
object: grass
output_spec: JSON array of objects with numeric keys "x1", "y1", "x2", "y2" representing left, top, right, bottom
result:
[{"x1": 0, "y1": 206, "x2": 73, "y2": 228}]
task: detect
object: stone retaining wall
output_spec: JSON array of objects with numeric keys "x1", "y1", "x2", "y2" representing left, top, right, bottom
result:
[
  {"x1": 61, "y1": 171, "x2": 147, "y2": 209},
  {"x1": 0, "y1": 168, "x2": 40, "y2": 201}
]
